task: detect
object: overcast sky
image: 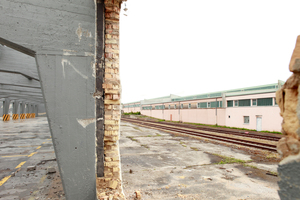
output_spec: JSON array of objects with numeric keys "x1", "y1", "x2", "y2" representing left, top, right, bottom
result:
[{"x1": 119, "y1": 0, "x2": 299, "y2": 103}]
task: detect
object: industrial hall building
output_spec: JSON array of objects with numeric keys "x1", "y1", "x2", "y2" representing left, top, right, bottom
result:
[{"x1": 122, "y1": 81, "x2": 284, "y2": 132}]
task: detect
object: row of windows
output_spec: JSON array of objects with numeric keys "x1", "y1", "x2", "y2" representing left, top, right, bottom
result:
[
  {"x1": 136, "y1": 97, "x2": 277, "y2": 110},
  {"x1": 123, "y1": 104, "x2": 140, "y2": 108},
  {"x1": 227, "y1": 98, "x2": 275, "y2": 107},
  {"x1": 142, "y1": 101, "x2": 223, "y2": 110}
]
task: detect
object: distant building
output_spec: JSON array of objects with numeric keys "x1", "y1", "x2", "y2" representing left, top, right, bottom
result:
[{"x1": 122, "y1": 81, "x2": 284, "y2": 132}]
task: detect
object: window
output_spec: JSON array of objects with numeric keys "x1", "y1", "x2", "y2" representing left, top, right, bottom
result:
[
  {"x1": 207, "y1": 102, "x2": 211, "y2": 108},
  {"x1": 252, "y1": 99, "x2": 257, "y2": 106},
  {"x1": 238, "y1": 99, "x2": 251, "y2": 107},
  {"x1": 234, "y1": 100, "x2": 238, "y2": 107},
  {"x1": 227, "y1": 101, "x2": 233, "y2": 107},
  {"x1": 181, "y1": 104, "x2": 183, "y2": 109},
  {"x1": 197, "y1": 103, "x2": 200, "y2": 108},
  {"x1": 168, "y1": 105, "x2": 171, "y2": 109},
  {"x1": 244, "y1": 116, "x2": 250, "y2": 124},
  {"x1": 274, "y1": 98, "x2": 277, "y2": 105},
  {"x1": 174, "y1": 104, "x2": 176, "y2": 109},
  {"x1": 257, "y1": 98, "x2": 273, "y2": 106},
  {"x1": 211, "y1": 101, "x2": 218, "y2": 108},
  {"x1": 188, "y1": 103, "x2": 191, "y2": 108},
  {"x1": 199, "y1": 102, "x2": 207, "y2": 108}
]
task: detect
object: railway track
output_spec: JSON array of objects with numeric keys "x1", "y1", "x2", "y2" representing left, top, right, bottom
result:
[{"x1": 122, "y1": 118, "x2": 278, "y2": 152}]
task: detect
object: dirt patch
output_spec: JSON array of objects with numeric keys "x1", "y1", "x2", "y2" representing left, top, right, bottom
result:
[{"x1": 236, "y1": 164, "x2": 279, "y2": 183}]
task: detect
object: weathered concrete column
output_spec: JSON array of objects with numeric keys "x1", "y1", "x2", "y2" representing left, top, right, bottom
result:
[
  {"x1": 19, "y1": 102, "x2": 26, "y2": 119},
  {"x1": 2, "y1": 98, "x2": 11, "y2": 121},
  {"x1": 276, "y1": 35, "x2": 300, "y2": 199},
  {"x1": 12, "y1": 100, "x2": 20, "y2": 120},
  {"x1": 25, "y1": 103, "x2": 30, "y2": 119},
  {"x1": 34, "y1": 104, "x2": 38, "y2": 117}
]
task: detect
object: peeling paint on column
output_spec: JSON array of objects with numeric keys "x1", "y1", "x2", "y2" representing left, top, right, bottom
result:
[
  {"x1": 76, "y1": 23, "x2": 93, "y2": 42},
  {"x1": 77, "y1": 118, "x2": 96, "y2": 128},
  {"x1": 61, "y1": 59, "x2": 88, "y2": 79}
]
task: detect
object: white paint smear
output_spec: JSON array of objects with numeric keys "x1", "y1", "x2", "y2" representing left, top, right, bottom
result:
[
  {"x1": 77, "y1": 118, "x2": 95, "y2": 128},
  {"x1": 61, "y1": 59, "x2": 88, "y2": 79}
]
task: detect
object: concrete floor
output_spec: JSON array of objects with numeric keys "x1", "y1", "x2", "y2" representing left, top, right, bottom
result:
[
  {"x1": 0, "y1": 117, "x2": 64, "y2": 200},
  {"x1": 0, "y1": 118, "x2": 280, "y2": 200},
  {"x1": 120, "y1": 122, "x2": 280, "y2": 200}
]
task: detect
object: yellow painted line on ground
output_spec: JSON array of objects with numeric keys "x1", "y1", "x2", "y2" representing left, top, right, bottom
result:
[
  {"x1": 42, "y1": 142, "x2": 46, "y2": 144},
  {"x1": 47, "y1": 139, "x2": 51, "y2": 140},
  {"x1": 39, "y1": 175, "x2": 47, "y2": 184},
  {"x1": 15, "y1": 161, "x2": 26, "y2": 169},
  {"x1": 1, "y1": 155, "x2": 28, "y2": 158},
  {"x1": 36, "y1": 146, "x2": 41, "y2": 150},
  {"x1": 27, "y1": 152, "x2": 37, "y2": 157},
  {"x1": 0, "y1": 175, "x2": 11, "y2": 186},
  {"x1": 17, "y1": 145, "x2": 39, "y2": 148},
  {"x1": 28, "y1": 190, "x2": 39, "y2": 200}
]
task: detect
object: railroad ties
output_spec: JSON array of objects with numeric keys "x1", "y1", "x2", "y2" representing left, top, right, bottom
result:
[{"x1": 122, "y1": 118, "x2": 280, "y2": 152}]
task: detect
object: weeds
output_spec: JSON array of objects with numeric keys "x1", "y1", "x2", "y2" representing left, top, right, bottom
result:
[
  {"x1": 243, "y1": 164, "x2": 258, "y2": 169},
  {"x1": 123, "y1": 111, "x2": 141, "y2": 115},
  {"x1": 133, "y1": 127, "x2": 142, "y2": 131},
  {"x1": 212, "y1": 153, "x2": 250, "y2": 164},
  {"x1": 190, "y1": 147, "x2": 199, "y2": 151},
  {"x1": 126, "y1": 136, "x2": 138, "y2": 142},
  {"x1": 141, "y1": 144, "x2": 150, "y2": 149}
]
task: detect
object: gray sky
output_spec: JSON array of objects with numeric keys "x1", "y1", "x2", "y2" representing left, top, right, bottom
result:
[{"x1": 119, "y1": 0, "x2": 299, "y2": 103}]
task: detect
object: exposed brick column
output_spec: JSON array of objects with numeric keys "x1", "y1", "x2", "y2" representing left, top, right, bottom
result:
[{"x1": 96, "y1": 0, "x2": 125, "y2": 199}]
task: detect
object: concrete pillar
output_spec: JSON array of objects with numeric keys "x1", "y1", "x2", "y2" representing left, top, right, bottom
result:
[
  {"x1": 3, "y1": 98, "x2": 11, "y2": 121},
  {"x1": 12, "y1": 100, "x2": 20, "y2": 120},
  {"x1": 34, "y1": 104, "x2": 38, "y2": 117},
  {"x1": 25, "y1": 103, "x2": 30, "y2": 119},
  {"x1": 20, "y1": 102, "x2": 26, "y2": 119}
]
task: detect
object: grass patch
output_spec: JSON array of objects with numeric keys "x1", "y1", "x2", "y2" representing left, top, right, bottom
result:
[
  {"x1": 180, "y1": 141, "x2": 187, "y2": 147},
  {"x1": 190, "y1": 147, "x2": 199, "y2": 151},
  {"x1": 123, "y1": 111, "x2": 141, "y2": 115},
  {"x1": 212, "y1": 153, "x2": 249, "y2": 164},
  {"x1": 126, "y1": 136, "x2": 138, "y2": 142},
  {"x1": 267, "y1": 171, "x2": 278, "y2": 176},
  {"x1": 243, "y1": 164, "x2": 258, "y2": 169},
  {"x1": 133, "y1": 127, "x2": 142, "y2": 131},
  {"x1": 158, "y1": 119, "x2": 165, "y2": 122},
  {"x1": 141, "y1": 144, "x2": 150, "y2": 149},
  {"x1": 266, "y1": 153, "x2": 279, "y2": 159},
  {"x1": 156, "y1": 133, "x2": 162, "y2": 136}
]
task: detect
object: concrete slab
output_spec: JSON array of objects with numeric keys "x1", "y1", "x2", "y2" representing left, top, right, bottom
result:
[
  {"x1": 120, "y1": 122, "x2": 280, "y2": 200},
  {"x1": 0, "y1": 117, "x2": 65, "y2": 200}
]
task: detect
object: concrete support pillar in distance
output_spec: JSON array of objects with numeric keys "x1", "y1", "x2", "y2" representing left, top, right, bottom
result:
[
  {"x1": 3, "y1": 98, "x2": 11, "y2": 121},
  {"x1": 20, "y1": 102, "x2": 26, "y2": 119},
  {"x1": 25, "y1": 103, "x2": 30, "y2": 119},
  {"x1": 12, "y1": 100, "x2": 20, "y2": 120},
  {"x1": 34, "y1": 104, "x2": 38, "y2": 117}
]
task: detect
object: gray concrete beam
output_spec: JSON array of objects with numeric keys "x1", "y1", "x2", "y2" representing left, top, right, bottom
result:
[
  {"x1": 0, "y1": 95, "x2": 44, "y2": 103},
  {"x1": 0, "y1": 90, "x2": 43, "y2": 97},
  {"x1": 0, "y1": 84, "x2": 42, "y2": 93},
  {"x1": 0, "y1": 45, "x2": 39, "y2": 80},
  {"x1": 0, "y1": 72, "x2": 40, "y2": 88}
]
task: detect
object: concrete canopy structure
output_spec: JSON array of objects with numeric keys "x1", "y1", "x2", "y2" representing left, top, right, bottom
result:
[
  {"x1": 0, "y1": 0, "x2": 125, "y2": 199},
  {"x1": 0, "y1": 44, "x2": 45, "y2": 120}
]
